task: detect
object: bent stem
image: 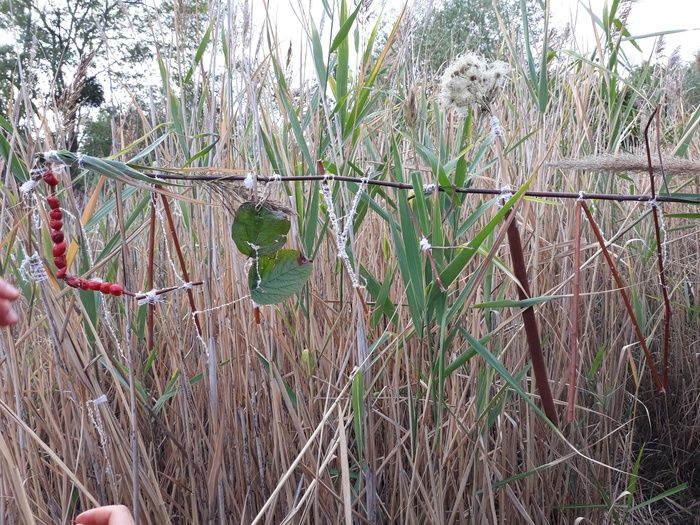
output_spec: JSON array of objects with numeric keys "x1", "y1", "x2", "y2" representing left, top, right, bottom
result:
[
  {"x1": 644, "y1": 108, "x2": 672, "y2": 389},
  {"x1": 505, "y1": 210, "x2": 559, "y2": 426},
  {"x1": 580, "y1": 202, "x2": 664, "y2": 392},
  {"x1": 566, "y1": 200, "x2": 582, "y2": 423}
]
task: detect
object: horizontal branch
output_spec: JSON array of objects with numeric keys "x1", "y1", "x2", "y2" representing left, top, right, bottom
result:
[{"x1": 145, "y1": 172, "x2": 699, "y2": 205}]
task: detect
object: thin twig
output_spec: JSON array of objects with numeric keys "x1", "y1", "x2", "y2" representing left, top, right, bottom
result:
[
  {"x1": 159, "y1": 193, "x2": 203, "y2": 337},
  {"x1": 145, "y1": 172, "x2": 700, "y2": 204},
  {"x1": 566, "y1": 200, "x2": 582, "y2": 424},
  {"x1": 644, "y1": 107, "x2": 673, "y2": 389},
  {"x1": 580, "y1": 202, "x2": 664, "y2": 392},
  {"x1": 146, "y1": 193, "x2": 157, "y2": 353}
]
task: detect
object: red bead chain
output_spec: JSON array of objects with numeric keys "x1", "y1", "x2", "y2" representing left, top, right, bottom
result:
[{"x1": 43, "y1": 166, "x2": 125, "y2": 297}]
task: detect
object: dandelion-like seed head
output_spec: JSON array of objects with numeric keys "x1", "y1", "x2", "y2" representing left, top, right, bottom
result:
[{"x1": 439, "y1": 53, "x2": 511, "y2": 115}]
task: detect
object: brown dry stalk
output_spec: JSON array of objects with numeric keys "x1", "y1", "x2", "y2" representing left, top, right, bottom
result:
[
  {"x1": 505, "y1": 211, "x2": 559, "y2": 426},
  {"x1": 159, "y1": 193, "x2": 203, "y2": 336},
  {"x1": 644, "y1": 108, "x2": 673, "y2": 389},
  {"x1": 147, "y1": 194, "x2": 157, "y2": 353},
  {"x1": 566, "y1": 201, "x2": 582, "y2": 424},
  {"x1": 580, "y1": 202, "x2": 664, "y2": 392}
]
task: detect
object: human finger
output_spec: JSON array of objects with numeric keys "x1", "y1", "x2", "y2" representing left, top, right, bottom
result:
[
  {"x1": 0, "y1": 280, "x2": 20, "y2": 300},
  {"x1": 75, "y1": 505, "x2": 135, "y2": 525}
]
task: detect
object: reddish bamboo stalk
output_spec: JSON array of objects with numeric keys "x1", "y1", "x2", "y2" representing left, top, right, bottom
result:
[
  {"x1": 159, "y1": 193, "x2": 203, "y2": 337},
  {"x1": 505, "y1": 211, "x2": 559, "y2": 426},
  {"x1": 580, "y1": 202, "x2": 664, "y2": 392},
  {"x1": 146, "y1": 194, "x2": 157, "y2": 352},
  {"x1": 643, "y1": 108, "x2": 673, "y2": 389},
  {"x1": 566, "y1": 201, "x2": 582, "y2": 423}
]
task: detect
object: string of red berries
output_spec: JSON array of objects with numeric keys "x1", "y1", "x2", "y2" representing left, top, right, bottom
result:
[{"x1": 42, "y1": 166, "x2": 126, "y2": 297}]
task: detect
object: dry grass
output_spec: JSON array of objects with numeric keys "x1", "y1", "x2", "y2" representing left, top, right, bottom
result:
[{"x1": 1, "y1": 2, "x2": 699, "y2": 524}]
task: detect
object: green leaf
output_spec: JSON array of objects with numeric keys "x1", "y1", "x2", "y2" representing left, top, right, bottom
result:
[
  {"x1": 249, "y1": 249, "x2": 313, "y2": 305},
  {"x1": 472, "y1": 295, "x2": 568, "y2": 309},
  {"x1": 231, "y1": 202, "x2": 290, "y2": 257},
  {"x1": 330, "y1": 0, "x2": 362, "y2": 53}
]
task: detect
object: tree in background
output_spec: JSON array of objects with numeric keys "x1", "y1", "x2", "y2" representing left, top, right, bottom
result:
[
  {"x1": 0, "y1": 0, "x2": 152, "y2": 151},
  {"x1": 412, "y1": 0, "x2": 535, "y2": 74}
]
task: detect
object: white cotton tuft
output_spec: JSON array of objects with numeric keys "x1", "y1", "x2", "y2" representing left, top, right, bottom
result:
[{"x1": 244, "y1": 172, "x2": 256, "y2": 189}]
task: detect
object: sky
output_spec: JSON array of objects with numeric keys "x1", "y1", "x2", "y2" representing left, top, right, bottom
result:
[
  {"x1": 261, "y1": 0, "x2": 700, "y2": 63},
  {"x1": 550, "y1": 0, "x2": 700, "y2": 62}
]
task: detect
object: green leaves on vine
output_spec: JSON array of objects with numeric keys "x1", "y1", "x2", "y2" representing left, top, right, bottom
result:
[{"x1": 232, "y1": 201, "x2": 312, "y2": 305}]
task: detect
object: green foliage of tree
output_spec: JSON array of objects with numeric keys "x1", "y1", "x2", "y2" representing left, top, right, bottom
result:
[
  {"x1": 412, "y1": 0, "x2": 539, "y2": 74},
  {"x1": 81, "y1": 109, "x2": 113, "y2": 157},
  {"x1": 683, "y1": 56, "x2": 700, "y2": 108}
]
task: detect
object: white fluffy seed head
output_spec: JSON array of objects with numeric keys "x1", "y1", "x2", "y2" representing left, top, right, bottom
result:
[{"x1": 439, "y1": 53, "x2": 511, "y2": 115}]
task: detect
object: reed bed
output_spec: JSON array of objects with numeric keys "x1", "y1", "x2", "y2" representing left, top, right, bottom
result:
[{"x1": 1, "y1": 1, "x2": 699, "y2": 523}]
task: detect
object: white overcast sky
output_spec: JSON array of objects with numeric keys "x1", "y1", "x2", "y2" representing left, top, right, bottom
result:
[{"x1": 261, "y1": 0, "x2": 700, "y2": 63}]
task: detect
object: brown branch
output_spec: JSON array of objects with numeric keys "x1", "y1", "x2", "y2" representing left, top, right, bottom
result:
[
  {"x1": 505, "y1": 211, "x2": 559, "y2": 426},
  {"x1": 146, "y1": 194, "x2": 156, "y2": 353},
  {"x1": 566, "y1": 201, "x2": 582, "y2": 424},
  {"x1": 580, "y1": 202, "x2": 664, "y2": 392},
  {"x1": 145, "y1": 172, "x2": 699, "y2": 205},
  {"x1": 644, "y1": 107, "x2": 673, "y2": 390},
  {"x1": 159, "y1": 193, "x2": 203, "y2": 337}
]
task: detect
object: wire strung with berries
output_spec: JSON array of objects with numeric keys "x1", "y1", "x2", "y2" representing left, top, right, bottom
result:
[{"x1": 38, "y1": 163, "x2": 201, "y2": 300}]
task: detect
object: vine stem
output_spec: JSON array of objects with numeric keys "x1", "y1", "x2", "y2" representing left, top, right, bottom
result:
[{"x1": 580, "y1": 201, "x2": 665, "y2": 392}]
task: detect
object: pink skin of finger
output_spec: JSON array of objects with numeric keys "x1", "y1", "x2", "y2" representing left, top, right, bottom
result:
[
  {"x1": 75, "y1": 505, "x2": 135, "y2": 525},
  {"x1": 0, "y1": 279, "x2": 20, "y2": 327}
]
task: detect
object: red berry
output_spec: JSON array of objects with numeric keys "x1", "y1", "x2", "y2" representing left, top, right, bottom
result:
[
  {"x1": 86, "y1": 280, "x2": 102, "y2": 291},
  {"x1": 47, "y1": 196, "x2": 60, "y2": 209},
  {"x1": 49, "y1": 220, "x2": 63, "y2": 231},
  {"x1": 56, "y1": 268, "x2": 67, "y2": 279},
  {"x1": 53, "y1": 256, "x2": 66, "y2": 269},
  {"x1": 79, "y1": 279, "x2": 93, "y2": 290},
  {"x1": 109, "y1": 284, "x2": 124, "y2": 296},
  {"x1": 49, "y1": 209, "x2": 63, "y2": 221},
  {"x1": 52, "y1": 242, "x2": 66, "y2": 257},
  {"x1": 66, "y1": 276, "x2": 80, "y2": 288},
  {"x1": 100, "y1": 282, "x2": 113, "y2": 294},
  {"x1": 51, "y1": 231, "x2": 64, "y2": 243},
  {"x1": 44, "y1": 175, "x2": 59, "y2": 187}
]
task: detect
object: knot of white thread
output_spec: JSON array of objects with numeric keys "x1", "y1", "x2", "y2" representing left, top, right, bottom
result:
[
  {"x1": 648, "y1": 198, "x2": 658, "y2": 209},
  {"x1": 490, "y1": 115, "x2": 504, "y2": 140},
  {"x1": 21, "y1": 252, "x2": 48, "y2": 283},
  {"x1": 75, "y1": 153, "x2": 86, "y2": 167},
  {"x1": 180, "y1": 282, "x2": 193, "y2": 290},
  {"x1": 498, "y1": 186, "x2": 513, "y2": 207},
  {"x1": 270, "y1": 173, "x2": 282, "y2": 182},
  {"x1": 20, "y1": 179, "x2": 40, "y2": 197},
  {"x1": 90, "y1": 394, "x2": 109, "y2": 406},
  {"x1": 137, "y1": 289, "x2": 162, "y2": 306},
  {"x1": 243, "y1": 172, "x2": 256, "y2": 190},
  {"x1": 43, "y1": 150, "x2": 61, "y2": 163},
  {"x1": 423, "y1": 183, "x2": 437, "y2": 195},
  {"x1": 420, "y1": 237, "x2": 432, "y2": 252},
  {"x1": 577, "y1": 191, "x2": 585, "y2": 201}
]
